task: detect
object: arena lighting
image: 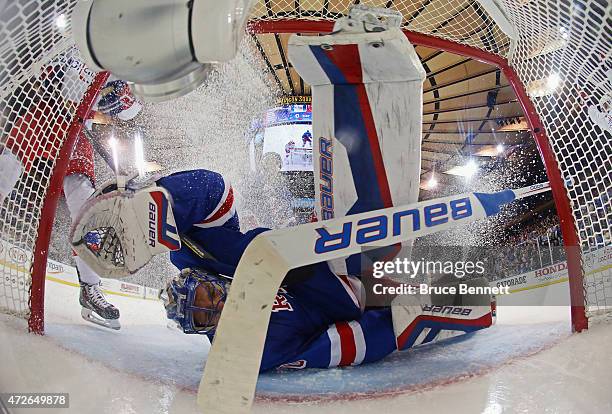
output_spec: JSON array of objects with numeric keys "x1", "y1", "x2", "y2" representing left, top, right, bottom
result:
[
  {"x1": 496, "y1": 144, "x2": 505, "y2": 154},
  {"x1": 526, "y1": 72, "x2": 562, "y2": 97},
  {"x1": 547, "y1": 73, "x2": 561, "y2": 90},
  {"x1": 465, "y1": 159, "x2": 478, "y2": 178},
  {"x1": 443, "y1": 159, "x2": 479, "y2": 178},
  {"x1": 134, "y1": 133, "x2": 146, "y2": 177},
  {"x1": 426, "y1": 175, "x2": 438, "y2": 189},
  {"x1": 108, "y1": 135, "x2": 119, "y2": 175},
  {"x1": 72, "y1": 0, "x2": 256, "y2": 102}
]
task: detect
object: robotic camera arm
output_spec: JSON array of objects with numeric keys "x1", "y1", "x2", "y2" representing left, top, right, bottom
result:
[{"x1": 72, "y1": 0, "x2": 256, "y2": 102}]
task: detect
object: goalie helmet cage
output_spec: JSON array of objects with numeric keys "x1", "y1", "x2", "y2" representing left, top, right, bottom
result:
[{"x1": 0, "y1": 0, "x2": 609, "y2": 334}]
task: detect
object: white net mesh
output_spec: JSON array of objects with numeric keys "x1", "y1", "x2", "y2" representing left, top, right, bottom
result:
[
  {"x1": 0, "y1": 0, "x2": 609, "y2": 330},
  {"x1": 250, "y1": 0, "x2": 611, "y2": 320},
  {"x1": 499, "y1": 0, "x2": 611, "y2": 316},
  {"x1": 250, "y1": 0, "x2": 511, "y2": 55},
  {"x1": 0, "y1": 0, "x2": 97, "y2": 325}
]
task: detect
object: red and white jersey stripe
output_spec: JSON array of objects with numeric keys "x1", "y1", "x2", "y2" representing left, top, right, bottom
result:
[
  {"x1": 336, "y1": 274, "x2": 365, "y2": 312},
  {"x1": 327, "y1": 320, "x2": 366, "y2": 367},
  {"x1": 194, "y1": 177, "x2": 236, "y2": 229}
]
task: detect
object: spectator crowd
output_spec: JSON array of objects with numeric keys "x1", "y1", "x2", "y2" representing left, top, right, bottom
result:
[{"x1": 493, "y1": 215, "x2": 565, "y2": 280}]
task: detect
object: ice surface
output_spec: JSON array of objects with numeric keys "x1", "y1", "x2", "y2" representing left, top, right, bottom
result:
[{"x1": 1, "y1": 278, "x2": 611, "y2": 413}]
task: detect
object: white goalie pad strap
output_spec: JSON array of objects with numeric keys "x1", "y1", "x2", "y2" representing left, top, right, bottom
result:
[
  {"x1": 0, "y1": 149, "x2": 23, "y2": 196},
  {"x1": 288, "y1": 28, "x2": 426, "y2": 86},
  {"x1": 70, "y1": 184, "x2": 181, "y2": 278}
]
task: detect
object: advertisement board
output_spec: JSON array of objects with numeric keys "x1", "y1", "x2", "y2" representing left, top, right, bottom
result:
[
  {"x1": 0, "y1": 239, "x2": 160, "y2": 302},
  {"x1": 493, "y1": 246, "x2": 612, "y2": 295}
]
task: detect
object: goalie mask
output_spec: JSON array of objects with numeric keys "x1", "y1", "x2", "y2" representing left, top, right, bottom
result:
[{"x1": 162, "y1": 268, "x2": 231, "y2": 335}]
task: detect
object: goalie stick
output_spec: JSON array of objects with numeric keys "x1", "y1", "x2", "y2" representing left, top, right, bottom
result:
[{"x1": 197, "y1": 181, "x2": 551, "y2": 413}]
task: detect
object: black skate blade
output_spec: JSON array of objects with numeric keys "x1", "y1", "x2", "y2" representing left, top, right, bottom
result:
[{"x1": 81, "y1": 307, "x2": 121, "y2": 330}]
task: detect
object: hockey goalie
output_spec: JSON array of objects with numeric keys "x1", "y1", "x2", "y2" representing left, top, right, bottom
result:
[
  {"x1": 72, "y1": 167, "x2": 494, "y2": 371},
  {"x1": 70, "y1": 7, "x2": 495, "y2": 374}
]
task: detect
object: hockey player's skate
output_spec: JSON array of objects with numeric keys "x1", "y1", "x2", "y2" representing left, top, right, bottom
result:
[{"x1": 79, "y1": 282, "x2": 121, "y2": 330}]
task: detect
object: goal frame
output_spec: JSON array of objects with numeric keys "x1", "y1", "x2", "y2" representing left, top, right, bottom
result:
[
  {"x1": 27, "y1": 72, "x2": 109, "y2": 334},
  {"x1": 16, "y1": 13, "x2": 587, "y2": 413},
  {"x1": 248, "y1": 21, "x2": 588, "y2": 332},
  {"x1": 22, "y1": 10, "x2": 587, "y2": 335}
]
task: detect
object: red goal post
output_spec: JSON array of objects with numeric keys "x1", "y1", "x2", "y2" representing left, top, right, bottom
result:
[{"x1": 27, "y1": 72, "x2": 108, "y2": 333}]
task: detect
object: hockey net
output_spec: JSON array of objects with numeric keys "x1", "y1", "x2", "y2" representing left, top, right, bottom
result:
[
  {"x1": 0, "y1": 0, "x2": 609, "y2": 334},
  {"x1": 0, "y1": 1, "x2": 105, "y2": 333},
  {"x1": 247, "y1": 0, "x2": 611, "y2": 329}
]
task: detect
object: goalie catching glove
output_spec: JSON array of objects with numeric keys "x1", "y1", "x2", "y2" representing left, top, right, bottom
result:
[{"x1": 69, "y1": 178, "x2": 181, "y2": 278}]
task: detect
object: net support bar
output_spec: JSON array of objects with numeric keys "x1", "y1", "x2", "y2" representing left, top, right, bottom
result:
[{"x1": 28, "y1": 71, "x2": 110, "y2": 334}]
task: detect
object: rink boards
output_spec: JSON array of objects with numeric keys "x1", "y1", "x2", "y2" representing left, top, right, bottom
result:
[{"x1": 1, "y1": 236, "x2": 610, "y2": 315}]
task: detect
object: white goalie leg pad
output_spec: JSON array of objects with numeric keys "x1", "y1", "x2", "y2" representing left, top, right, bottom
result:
[
  {"x1": 70, "y1": 183, "x2": 181, "y2": 278},
  {"x1": 392, "y1": 279, "x2": 494, "y2": 351},
  {"x1": 288, "y1": 24, "x2": 426, "y2": 275}
]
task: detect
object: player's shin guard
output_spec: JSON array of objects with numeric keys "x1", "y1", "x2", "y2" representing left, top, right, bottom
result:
[{"x1": 392, "y1": 277, "x2": 495, "y2": 351}]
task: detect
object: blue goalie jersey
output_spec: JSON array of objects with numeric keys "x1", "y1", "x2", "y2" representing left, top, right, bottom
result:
[{"x1": 157, "y1": 169, "x2": 398, "y2": 371}]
